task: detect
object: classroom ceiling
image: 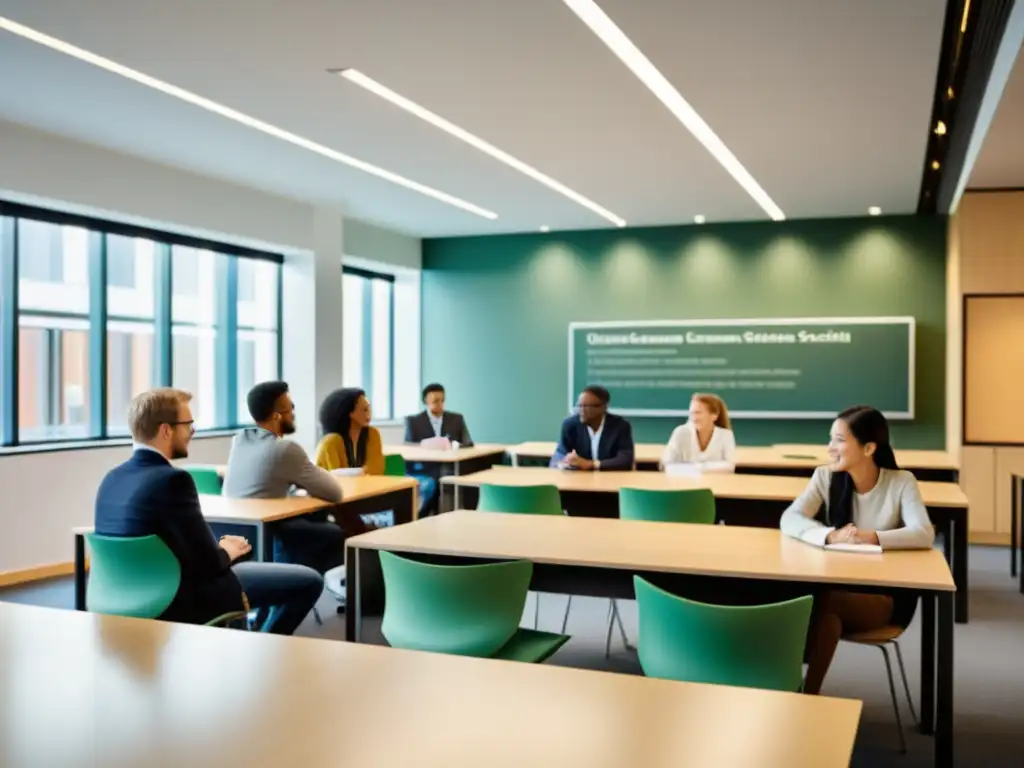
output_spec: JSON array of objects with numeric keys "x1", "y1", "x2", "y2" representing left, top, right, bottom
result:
[
  {"x1": 968, "y1": 42, "x2": 1024, "y2": 190},
  {"x1": 0, "y1": 0, "x2": 948, "y2": 237}
]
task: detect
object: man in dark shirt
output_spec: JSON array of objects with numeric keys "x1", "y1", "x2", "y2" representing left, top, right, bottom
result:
[
  {"x1": 551, "y1": 385, "x2": 635, "y2": 471},
  {"x1": 94, "y1": 388, "x2": 323, "y2": 634}
]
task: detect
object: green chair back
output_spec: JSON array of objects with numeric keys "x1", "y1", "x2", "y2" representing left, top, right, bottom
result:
[
  {"x1": 477, "y1": 484, "x2": 563, "y2": 515},
  {"x1": 633, "y1": 576, "x2": 812, "y2": 692},
  {"x1": 86, "y1": 534, "x2": 181, "y2": 619},
  {"x1": 380, "y1": 551, "x2": 532, "y2": 657},
  {"x1": 186, "y1": 467, "x2": 222, "y2": 495},
  {"x1": 384, "y1": 453, "x2": 407, "y2": 476},
  {"x1": 619, "y1": 487, "x2": 715, "y2": 524}
]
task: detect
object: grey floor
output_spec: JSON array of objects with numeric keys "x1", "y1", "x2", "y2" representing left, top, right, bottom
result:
[{"x1": 4, "y1": 545, "x2": 1023, "y2": 766}]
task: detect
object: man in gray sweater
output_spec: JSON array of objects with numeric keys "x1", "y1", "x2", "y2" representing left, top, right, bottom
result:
[{"x1": 223, "y1": 381, "x2": 345, "y2": 574}]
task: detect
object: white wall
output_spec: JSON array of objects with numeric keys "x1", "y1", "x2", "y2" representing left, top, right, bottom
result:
[{"x1": 0, "y1": 121, "x2": 421, "y2": 576}]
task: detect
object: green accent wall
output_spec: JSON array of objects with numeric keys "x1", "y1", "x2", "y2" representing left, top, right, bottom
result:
[{"x1": 422, "y1": 216, "x2": 947, "y2": 448}]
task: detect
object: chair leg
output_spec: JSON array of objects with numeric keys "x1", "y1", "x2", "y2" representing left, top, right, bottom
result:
[
  {"x1": 313, "y1": 606, "x2": 323, "y2": 626},
  {"x1": 879, "y1": 645, "x2": 907, "y2": 754},
  {"x1": 612, "y1": 600, "x2": 631, "y2": 651},
  {"x1": 534, "y1": 592, "x2": 540, "y2": 630},
  {"x1": 604, "y1": 600, "x2": 616, "y2": 658},
  {"x1": 892, "y1": 641, "x2": 919, "y2": 727},
  {"x1": 561, "y1": 595, "x2": 573, "y2": 634}
]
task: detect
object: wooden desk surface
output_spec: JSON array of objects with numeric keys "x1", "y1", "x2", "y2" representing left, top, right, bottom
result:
[
  {"x1": 442, "y1": 466, "x2": 969, "y2": 509},
  {"x1": 73, "y1": 476, "x2": 417, "y2": 534},
  {"x1": 350, "y1": 510, "x2": 956, "y2": 592},
  {"x1": 385, "y1": 443, "x2": 507, "y2": 463},
  {"x1": 0, "y1": 603, "x2": 861, "y2": 768},
  {"x1": 507, "y1": 441, "x2": 959, "y2": 471}
]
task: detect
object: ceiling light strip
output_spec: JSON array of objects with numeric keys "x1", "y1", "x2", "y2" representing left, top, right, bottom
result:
[
  {"x1": 338, "y1": 69, "x2": 626, "y2": 227},
  {"x1": 0, "y1": 16, "x2": 497, "y2": 220},
  {"x1": 562, "y1": 0, "x2": 785, "y2": 222}
]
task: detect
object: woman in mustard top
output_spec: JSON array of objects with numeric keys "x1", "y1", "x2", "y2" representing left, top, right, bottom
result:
[{"x1": 315, "y1": 388, "x2": 385, "y2": 475}]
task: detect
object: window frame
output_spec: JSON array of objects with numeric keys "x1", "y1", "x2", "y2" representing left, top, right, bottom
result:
[
  {"x1": 0, "y1": 199, "x2": 284, "y2": 449},
  {"x1": 342, "y1": 265, "x2": 396, "y2": 421}
]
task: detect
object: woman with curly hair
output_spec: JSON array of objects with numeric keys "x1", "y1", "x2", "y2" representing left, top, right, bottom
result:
[{"x1": 314, "y1": 388, "x2": 385, "y2": 475}]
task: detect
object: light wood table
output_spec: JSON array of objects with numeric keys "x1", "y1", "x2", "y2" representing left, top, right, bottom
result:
[
  {"x1": 507, "y1": 442, "x2": 959, "y2": 481},
  {"x1": 385, "y1": 443, "x2": 507, "y2": 509},
  {"x1": 346, "y1": 511, "x2": 954, "y2": 768},
  {"x1": 0, "y1": 602, "x2": 862, "y2": 768},
  {"x1": 73, "y1": 475, "x2": 418, "y2": 611},
  {"x1": 442, "y1": 467, "x2": 971, "y2": 623}
]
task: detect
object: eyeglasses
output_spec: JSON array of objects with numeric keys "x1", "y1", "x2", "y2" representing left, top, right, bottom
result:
[
  {"x1": 168, "y1": 420, "x2": 195, "y2": 433},
  {"x1": 576, "y1": 403, "x2": 604, "y2": 410}
]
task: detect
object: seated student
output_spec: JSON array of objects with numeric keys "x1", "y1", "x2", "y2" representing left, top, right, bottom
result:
[
  {"x1": 94, "y1": 388, "x2": 323, "y2": 635},
  {"x1": 315, "y1": 388, "x2": 385, "y2": 474},
  {"x1": 403, "y1": 383, "x2": 467, "y2": 515},
  {"x1": 660, "y1": 393, "x2": 737, "y2": 473},
  {"x1": 404, "y1": 383, "x2": 473, "y2": 446},
  {"x1": 780, "y1": 405, "x2": 934, "y2": 694},
  {"x1": 222, "y1": 381, "x2": 345, "y2": 574},
  {"x1": 550, "y1": 385, "x2": 635, "y2": 471}
]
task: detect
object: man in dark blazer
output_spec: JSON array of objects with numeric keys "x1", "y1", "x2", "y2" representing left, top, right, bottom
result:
[
  {"x1": 550, "y1": 385, "x2": 635, "y2": 471},
  {"x1": 94, "y1": 388, "x2": 323, "y2": 635},
  {"x1": 404, "y1": 383, "x2": 474, "y2": 446}
]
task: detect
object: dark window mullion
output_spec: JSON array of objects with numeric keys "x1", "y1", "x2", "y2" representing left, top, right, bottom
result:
[
  {"x1": 154, "y1": 243, "x2": 172, "y2": 386},
  {"x1": 214, "y1": 257, "x2": 238, "y2": 428},
  {"x1": 360, "y1": 277, "x2": 373, "y2": 405},
  {"x1": 0, "y1": 216, "x2": 18, "y2": 445},
  {"x1": 88, "y1": 231, "x2": 107, "y2": 438}
]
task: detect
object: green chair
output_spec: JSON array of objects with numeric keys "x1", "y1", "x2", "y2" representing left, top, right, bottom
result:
[
  {"x1": 605, "y1": 488, "x2": 717, "y2": 656},
  {"x1": 633, "y1": 576, "x2": 812, "y2": 692},
  {"x1": 619, "y1": 487, "x2": 716, "y2": 524},
  {"x1": 384, "y1": 453, "x2": 407, "y2": 477},
  {"x1": 477, "y1": 483, "x2": 566, "y2": 630},
  {"x1": 185, "y1": 466, "x2": 222, "y2": 495},
  {"x1": 379, "y1": 551, "x2": 569, "y2": 662},
  {"x1": 477, "y1": 483, "x2": 563, "y2": 515},
  {"x1": 86, "y1": 534, "x2": 246, "y2": 628}
]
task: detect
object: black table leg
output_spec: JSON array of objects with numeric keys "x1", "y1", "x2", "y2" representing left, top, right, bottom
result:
[
  {"x1": 936, "y1": 591, "x2": 955, "y2": 767},
  {"x1": 1012, "y1": 474, "x2": 1018, "y2": 579},
  {"x1": 919, "y1": 592, "x2": 935, "y2": 735},
  {"x1": 951, "y1": 512, "x2": 968, "y2": 624},
  {"x1": 345, "y1": 546, "x2": 360, "y2": 643},
  {"x1": 74, "y1": 533, "x2": 86, "y2": 611}
]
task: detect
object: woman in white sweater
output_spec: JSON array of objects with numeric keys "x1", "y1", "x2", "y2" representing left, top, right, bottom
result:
[
  {"x1": 781, "y1": 405, "x2": 934, "y2": 695},
  {"x1": 660, "y1": 393, "x2": 736, "y2": 472}
]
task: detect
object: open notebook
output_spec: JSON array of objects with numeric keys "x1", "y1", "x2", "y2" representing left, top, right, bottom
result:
[{"x1": 824, "y1": 543, "x2": 883, "y2": 554}]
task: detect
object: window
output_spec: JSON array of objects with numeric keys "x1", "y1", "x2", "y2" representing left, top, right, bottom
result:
[
  {"x1": 342, "y1": 267, "x2": 394, "y2": 421},
  {"x1": 17, "y1": 220, "x2": 92, "y2": 441},
  {"x1": 236, "y1": 259, "x2": 279, "y2": 424},
  {"x1": 0, "y1": 201, "x2": 283, "y2": 447}
]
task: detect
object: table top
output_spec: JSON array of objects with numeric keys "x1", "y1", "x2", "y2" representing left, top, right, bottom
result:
[
  {"x1": 441, "y1": 466, "x2": 969, "y2": 508},
  {"x1": 385, "y1": 443, "x2": 507, "y2": 463},
  {"x1": 507, "y1": 441, "x2": 959, "y2": 471},
  {"x1": 0, "y1": 603, "x2": 862, "y2": 768},
  {"x1": 349, "y1": 510, "x2": 956, "y2": 592},
  {"x1": 74, "y1": 475, "x2": 418, "y2": 534}
]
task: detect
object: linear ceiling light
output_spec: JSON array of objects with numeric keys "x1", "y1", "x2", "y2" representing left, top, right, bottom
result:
[
  {"x1": 336, "y1": 68, "x2": 627, "y2": 228},
  {"x1": 561, "y1": 0, "x2": 785, "y2": 222},
  {"x1": 0, "y1": 16, "x2": 497, "y2": 220}
]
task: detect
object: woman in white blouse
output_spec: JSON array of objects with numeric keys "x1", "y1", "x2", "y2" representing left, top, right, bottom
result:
[{"x1": 660, "y1": 393, "x2": 736, "y2": 473}]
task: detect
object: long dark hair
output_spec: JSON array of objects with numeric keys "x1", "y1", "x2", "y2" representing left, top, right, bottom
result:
[
  {"x1": 823, "y1": 405, "x2": 899, "y2": 529},
  {"x1": 319, "y1": 388, "x2": 365, "y2": 436}
]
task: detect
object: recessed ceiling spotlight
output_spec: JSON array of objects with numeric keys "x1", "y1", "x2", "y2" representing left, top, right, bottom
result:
[
  {"x1": 868, "y1": 206, "x2": 882, "y2": 216},
  {"x1": 934, "y1": 121, "x2": 947, "y2": 136},
  {"x1": 931, "y1": 160, "x2": 941, "y2": 170},
  {"x1": 693, "y1": 215, "x2": 706, "y2": 224},
  {"x1": 0, "y1": 16, "x2": 498, "y2": 220},
  {"x1": 334, "y1": 68, "x2": 626, "y2": 228},
  {"x1": 540, "y1": 225, "x2": 550, "y2": 232},
  {"x1": 561, "y1": 0, "x2": 785, "y2": 222}
]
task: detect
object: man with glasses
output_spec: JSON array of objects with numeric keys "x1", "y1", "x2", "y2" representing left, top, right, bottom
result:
[
  {"x1": 94, "y1": 388, "x2": 323, "y2": 634},
  {"x1": 223, "y1": 381, "x2": 346, "y2": 576},
  {"x1": 550, "y1": 385, "x2": 635, "y2": 471}
]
